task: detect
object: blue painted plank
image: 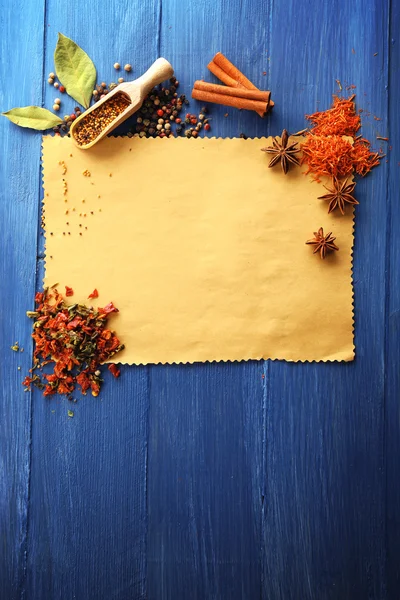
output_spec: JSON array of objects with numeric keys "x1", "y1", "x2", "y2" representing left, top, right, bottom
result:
[
  {"x1": 26, "y1": 263, "x2": 149, "y2": 596},
  {"x1": 147, "y1": 363, "x2": 264, "y2": 600},
  {"x1": 24, "y1": 0, "x2": 161, "y2": 596},
  {"x1": 386, "y1": 1, "x2": 400, "y2": 596},
  {"x1": 264, "y1": 0, "x2": 389, "y2": 598},
  {"x1": 146, "y1": 2, "x2": 272, "y2": 597},
  {"x1": 0, "y1": 1, "x2": 45, "y2": 597},
  {"x1": 1, "y1": 0, "x2": 398, "y2": 597}
]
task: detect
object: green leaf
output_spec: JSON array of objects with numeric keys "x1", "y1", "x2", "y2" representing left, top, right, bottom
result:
[
  {"x1": 54, "y1": 33, "x2": 96, "y2": 108},
  {"x1": 2, "y1": 106, "x2": 63, "y2": 130}
]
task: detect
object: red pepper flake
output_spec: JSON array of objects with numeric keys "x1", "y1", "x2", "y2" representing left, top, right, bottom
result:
[
  {"x1": 108, "y1": 364, "x2": 121, "y2": 378},
  {"x1": 65, "y1": 286, "x2": 74, "y2": 297},
  {"x1": 23, "y1": 289, "x2": 124, "y2": 398},
  {"x1": 88, "y1": 288, "x2": 99, "y2": 299}
]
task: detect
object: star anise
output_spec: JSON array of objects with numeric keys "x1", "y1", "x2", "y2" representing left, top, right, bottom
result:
[
  {"x1": 306, "y1": 227, "x2": 339, "y2": 259},
  {"x1": 318, "y1": 177, "x2": 358, "y2": 215},
  {"x1": 261, "y1": 129, "x2": 300, "y2": 174}
]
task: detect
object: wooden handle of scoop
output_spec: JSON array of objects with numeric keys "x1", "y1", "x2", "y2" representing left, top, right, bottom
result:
[{"x1": 129, "y1": 58, "x2": 174, "y2": 99}]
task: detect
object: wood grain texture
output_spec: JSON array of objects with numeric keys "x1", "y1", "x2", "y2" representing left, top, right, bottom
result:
[
  {"x1": 147, "y1": 363, "x2": 264, "y2": 599},
  {"x1": 0, "y1": 0, "x2": 399, "y2": 598},
  {"x1": 0, "y1": 1, "x2": 45, "y2": 597},
  {"x1": 24, "y1": 0, "x2": 159, "y2": 596},
  {"x1": 146, "y1": 3, "x2": 269, "y2": 597},
  {"x1": 264, "y1": 1, "x2": 389, "y2": 598},
  {"x1": 386, "y1": 0, "x2": 400, "y2": 595}
]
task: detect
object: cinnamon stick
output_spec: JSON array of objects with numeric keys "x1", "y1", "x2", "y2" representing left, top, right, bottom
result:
[
  {"x1": 207, "y1": 52, "x2": 267, "y2": 117},
  {"x1": 207, "y1": 61, "x2": 241, "y2": 88},
  {"x1": 194, "y1": 80, "x2": 271, "y2": 104},
  {"x1": 191, "y1": 88, "x2": 268, "y2": 115},
  {"x1": 212, "y1": 52, "x2": 257, "y2": 90}
]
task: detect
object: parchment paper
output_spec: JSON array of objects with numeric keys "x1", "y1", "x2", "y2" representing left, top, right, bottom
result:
[{"x1": 42, "y1": 136, "x2": 355, "y2": 364}]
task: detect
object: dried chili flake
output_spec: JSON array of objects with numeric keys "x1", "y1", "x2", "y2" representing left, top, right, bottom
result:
[
  {"x1": 23, "y1": 288, "x2": 124, "y2": 398},
  {"x1": 108, "y1": 364, "x2": 120, "y2": 378},
  {"x1": 88, "y1": 288, "x2": 99, "y2": 299},
  {"x1": 65, "y1": 286, "x2": 74, "y2": 297}
]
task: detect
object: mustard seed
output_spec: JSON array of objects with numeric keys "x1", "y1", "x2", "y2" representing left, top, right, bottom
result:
[
  {"x1": 118, "y1": 77, "x2": 124, "y2": 83},
  {"x1": 114, "y1": 62, "x2": 121, "y2": 70},
  {"x1": 49, "y1": 72, "x2": 55, "y2": 79},
  {"x1": 53, "y1": 104, "x2": 60, "y2": 111},
  {"x1": 124, "y1": 64, "x2": 132, "y2": 72},
  {"x1": 48, "y1": 78, "x2": 54, "y2": 84},
  {"x1": 54, "y1": 98, "x2": 61, "y2": 105}
]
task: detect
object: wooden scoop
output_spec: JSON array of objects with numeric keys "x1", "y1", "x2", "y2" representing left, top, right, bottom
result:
[{"x1": 70, "y1": 57, "x2": 174, "y2": 149}]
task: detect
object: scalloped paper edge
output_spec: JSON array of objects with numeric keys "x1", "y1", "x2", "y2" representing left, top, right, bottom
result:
[{"x1": 41, "y1": 134, "x2": 355, "y2": 365}]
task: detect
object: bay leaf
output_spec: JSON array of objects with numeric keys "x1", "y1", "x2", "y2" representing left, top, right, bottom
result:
[
  {"x1": 2, "y1": 106, "x2": 63, "y2": 130},
  {"x1": 54, "y1": 33, "x2": 96, "y2": 108}
]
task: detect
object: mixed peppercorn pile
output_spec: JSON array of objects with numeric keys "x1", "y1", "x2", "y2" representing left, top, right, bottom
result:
[
  {"x1": 52, "y1": 74, "x2": 211, "y2": 139},
  {"x1": 23, "y1": 289, "x2": 123, "y2": 398}
]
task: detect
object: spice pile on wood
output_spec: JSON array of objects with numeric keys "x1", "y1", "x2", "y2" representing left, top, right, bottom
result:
[
  {"x1": 260, "y1": 93, "x2": 382, "y2": 259},
  {"x1": 301, "y1": 95, "x2": 381, "y2": 180},
  {"x1": 22, "y1": 288, "x2": 124, "y2": 398}
]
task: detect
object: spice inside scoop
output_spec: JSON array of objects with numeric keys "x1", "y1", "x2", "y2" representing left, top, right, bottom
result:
[{"x1": 73, "y1": 93, "x2": 131, "y2": 146}]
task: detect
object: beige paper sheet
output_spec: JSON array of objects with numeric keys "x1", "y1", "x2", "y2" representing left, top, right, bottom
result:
[{"x1": 42, "y1": 136, "x2": 355, "y2": 364}]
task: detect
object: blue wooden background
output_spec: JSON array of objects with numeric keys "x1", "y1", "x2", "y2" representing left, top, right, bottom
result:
[{"x1": 1, "y1": 0, "x2": 399, "y2": 598}]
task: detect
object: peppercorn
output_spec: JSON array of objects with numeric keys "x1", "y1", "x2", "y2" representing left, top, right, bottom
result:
[
  {"x1": 59, "y1": 85, "x2": 66, "y2": 93},
  {"x1": 124, "y1": 64, "x2": 132, "y2": 72},
  {"x1": 157, "y1": 109, "x2": 164, "y2": 117},
  {"x1": 204, "y1": 123, "x2": 211, "y2": 131},
  {"x1": 114, "y1": 62, "x2": 120, "y2": 70},
  {"x1": 192, "y1": 130, "x2": 198, "y2": 138},
  {"x1": 118, "y1": 77, "x2": 124, "y2": 83}
]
